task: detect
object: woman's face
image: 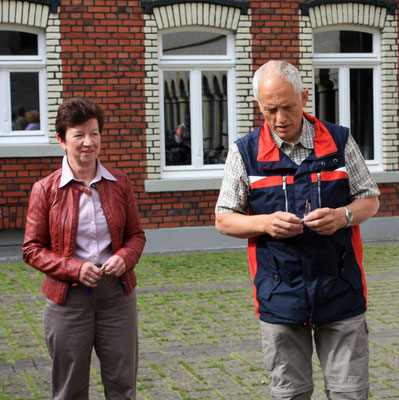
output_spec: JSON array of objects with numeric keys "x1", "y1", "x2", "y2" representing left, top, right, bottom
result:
[{"x1": 57, "y1": 118, "x2": 101, "y2": 171}]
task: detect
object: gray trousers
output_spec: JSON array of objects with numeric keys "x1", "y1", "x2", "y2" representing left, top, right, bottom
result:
[
  {"x1": 44, "y1": 275, "x2": 138, "y2": 400},
  {"x1": 260, "y1": 313, "x2": 369, "y2": 400}
]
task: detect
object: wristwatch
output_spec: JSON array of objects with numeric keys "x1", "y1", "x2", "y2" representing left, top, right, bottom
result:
[{"x1": 343, "y1": 206, "x2": 353, "y2": 228}]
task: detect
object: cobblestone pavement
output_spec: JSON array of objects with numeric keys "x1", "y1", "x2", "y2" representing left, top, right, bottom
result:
[{"x1": 0, "y1": 243, "x2": 398, "y2": 399}]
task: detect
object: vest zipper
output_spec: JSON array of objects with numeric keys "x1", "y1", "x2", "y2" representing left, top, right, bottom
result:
[
  {"x1": 317, "y1": 172, "x2": 322, "y2": 208},
  {"x1": 282, "y1": 176, "x2": 288, "y2": 212}
]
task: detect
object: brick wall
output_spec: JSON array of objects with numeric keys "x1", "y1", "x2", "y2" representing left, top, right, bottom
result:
[
  {"x1": 138, "y1": 190, "x2": 219, "y2": 229},
  {"x1": 378, "y1": 183, "x2": 399, "y2": 216},
  {"x1": 58, "y1": 0, "x2": 150, "y2": 215},
  {"x1": 0, "y1": 157, "x2": 61, "y2": 229},
  {"x1": 251, "y1": 0, "x2": 301, "y2": 127},
  {"x1": 0, "y1": 0, "x2": 398, "y2": 231},
  {"x1": 0, "y1": 1, "x2": 224, "y2": 231}
]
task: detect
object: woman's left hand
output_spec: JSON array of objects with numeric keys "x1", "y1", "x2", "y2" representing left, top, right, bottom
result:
[{"x1": 102, "y1": 255, "x2": 127, "y2": 277}]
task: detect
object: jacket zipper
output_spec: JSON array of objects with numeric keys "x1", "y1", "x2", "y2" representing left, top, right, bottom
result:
[
  {"x1": 317, "y1": 172, "x2": 322, "y2": 208},
  {"x1": 282, "y1": 176, "x2": 288, "y2": 212}
]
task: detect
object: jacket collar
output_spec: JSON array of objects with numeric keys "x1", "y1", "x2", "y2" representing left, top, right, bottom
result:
[
  {"x1": 59, "y1": 155, "x2": 116, "y2": 188},
  {"x1": 257, "y1": 112, "x2": 338, "y2": 162}
]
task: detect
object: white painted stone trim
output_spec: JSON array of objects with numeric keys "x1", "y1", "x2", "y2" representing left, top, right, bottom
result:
[
  {"x1": 143, "y1": 171, "x2": 399, "y2": 193},
  {"x1": 299, "y1": 2, "x2": 399, "y2": 173},
  {"x1": 144, "y1": 2, "x2": 253, "y2": 181},
  {"x1": 0, "y1": 0, "x2": 63, "y2": 146}
]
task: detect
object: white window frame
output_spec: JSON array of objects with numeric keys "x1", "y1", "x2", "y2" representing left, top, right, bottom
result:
[
  {"x1": 312, "y1": 26, "x2": 382, "y2": 171},
  {"x1": 0, "y1": 24, "x2": 49, "y2": 144},
  {"x1": 159, "y1": 27, "x2": 237, "y2": 179}
]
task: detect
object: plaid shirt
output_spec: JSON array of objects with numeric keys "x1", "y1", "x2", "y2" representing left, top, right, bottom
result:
[{"x1": 215, "y1": 117, "x2": 380, "y2": 214}]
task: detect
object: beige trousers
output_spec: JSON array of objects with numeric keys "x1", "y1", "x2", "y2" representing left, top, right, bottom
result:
[
  {"x1": 260, "y1": 313, "x2": 369, "y2": 400},
  {"x1": 44, "y1": 276, "x2": 138, "y2": 400}
]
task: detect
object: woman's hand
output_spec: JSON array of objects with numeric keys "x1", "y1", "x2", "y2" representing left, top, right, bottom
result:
[
  {"x1": 79, "y1": 262, "x2": 104, "y2": 287},
  {"x1": 102, "y1": 255, "x2": 127, "y2": 278}
]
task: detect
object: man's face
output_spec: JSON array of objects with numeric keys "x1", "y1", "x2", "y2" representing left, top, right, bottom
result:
[{"x1": 257, "y1": 75, "x2": 308, "y2": 145}]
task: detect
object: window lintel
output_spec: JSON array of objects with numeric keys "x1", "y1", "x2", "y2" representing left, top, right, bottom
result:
[
  {"x1": 25, "y1": 0, "x2": 60, "y2": 14},
  {"x1": 141, "y1": 0, "x2": 250, "y2": 15},
  {"x1": 299, "y1": 0, "x2": 396, "y2": 16}
]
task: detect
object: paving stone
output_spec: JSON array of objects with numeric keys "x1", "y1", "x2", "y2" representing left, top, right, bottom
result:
[
  {"x1": 1, "y1": 244, "x2": 399, "y2": 399},
  {"x1": 0, "y1": 361, "x2": 14, "y2": 377}
]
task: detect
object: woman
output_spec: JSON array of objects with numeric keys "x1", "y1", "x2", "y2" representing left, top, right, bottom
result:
[
  {"x1": 22, "y1": 98, "x2": 146, "y2": 399},
  {"x1": 25, "y1": 109, "x2": 40, "y2": 130}
]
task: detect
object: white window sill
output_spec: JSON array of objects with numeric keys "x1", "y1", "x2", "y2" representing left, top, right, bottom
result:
[
  {"x1": 145, "y1": 172, "x2": 399, "y2": 193},
  {"x1": 0, "y1": 144, "x2": 64, "y2": 158},
  {"x1": 145, "y1": 178, "x2": 222, "y2": 192},
  {"x1": 372, "y1": 172, "x2": 399, "y2": 184}
]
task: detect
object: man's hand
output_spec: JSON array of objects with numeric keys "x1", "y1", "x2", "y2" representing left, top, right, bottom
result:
[
  {"x1": 264, "y1": 211, "x2": 303, "y2": 239},
  {"x1": 102, "y1": 254, "x2": 127, "y2": 278},
  {"x1": 303, "y1": 197, "x2": 380, "y2": 235},
  {"x1": 215, "y1": 211, "x2": 303, "y2": 239},
  {"x1": 303, "y1": 207, "x2": 345, "y2": 235}
]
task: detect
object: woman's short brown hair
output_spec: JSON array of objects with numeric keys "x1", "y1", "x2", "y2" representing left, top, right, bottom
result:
[{"x1": 56, "y1": 98, "x2": 105, "y2": 141}]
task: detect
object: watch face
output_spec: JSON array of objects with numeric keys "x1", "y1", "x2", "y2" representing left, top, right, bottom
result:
[{"x1": 345, "y1": 207, "x2": 353, "y2": 223}]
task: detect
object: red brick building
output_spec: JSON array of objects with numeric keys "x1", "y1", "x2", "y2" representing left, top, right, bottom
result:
[{"x1": 1, "y1": 0, "x2": 398, "y2": 253}]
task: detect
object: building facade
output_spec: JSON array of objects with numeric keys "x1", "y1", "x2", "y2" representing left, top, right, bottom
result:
[{"x1": 1, "y1": 0, "x2": 398, "y2": 253}]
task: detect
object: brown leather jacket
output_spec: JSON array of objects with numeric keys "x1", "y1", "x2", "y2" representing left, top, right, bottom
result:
[{"x1": 22, "y1": 166, "x2": 146, "y2": 304}]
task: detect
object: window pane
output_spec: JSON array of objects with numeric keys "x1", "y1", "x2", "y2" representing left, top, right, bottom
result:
[
  {"x1": 314, "y1": 31, "x2": 372, "y2": 53},
  {"x1": 202, "y1": 71, "x2": 228, "y2": 165},
  {"x1": 11, "y1": 72, "x2": 41, "y2": 131},
  {"x1": 0, "y1": 31, "x2": 38, "y2": 55},
  {"x1": 314, "y1": 68, "x2": 339, "y2": 125},
  {"x1": 164, "y1": 71, "x2": 191, "y2": 166},
  {"x1": 163, "y1": 31, "x2": 227, "y2": 56},
  {"x1": 350, "y1": 69, "x2": 374, "y2": 159}
]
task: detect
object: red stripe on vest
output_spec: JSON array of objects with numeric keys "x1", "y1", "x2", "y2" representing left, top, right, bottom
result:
[
  {"x1": 251, "y1": 175, "x2": 295, "y2": 189},
  {"x1": 351, "y1": 225, "x2": 367, "y2": 308},
  {"x1": 311, "y1": 170, "x2": 348, "y2": 182},
  {"x1": 248, "y1": 236, "x2": 260, "y2": 319}
]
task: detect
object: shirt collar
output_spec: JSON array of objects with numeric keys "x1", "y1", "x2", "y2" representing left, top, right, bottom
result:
[
  {"x1": 270, "y1": 116, "x2": 315, "y2": 150},
  {"x1": 59, "y1": 155, "x2": 116, "y2": 188}
]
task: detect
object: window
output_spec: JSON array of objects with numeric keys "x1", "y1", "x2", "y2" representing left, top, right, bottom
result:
[
  {"x1": 313, "y1": 28, "x2": 381, "y2": 164},
  {"x1": 159, "y1": 29, "x2": 236, "y2": 178},
  {"x1": 0, "y1": 26, "x2": 48, "y2": 144}
]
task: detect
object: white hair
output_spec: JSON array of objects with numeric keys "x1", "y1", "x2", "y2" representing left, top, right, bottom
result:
[{"x1": 252, "y1": 60, "x2": 304, "y2": 102}]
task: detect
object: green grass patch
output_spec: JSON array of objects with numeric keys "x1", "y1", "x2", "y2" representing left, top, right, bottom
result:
[{"x1": 1, "y1": 243, "x2": 399, "y2": 399}]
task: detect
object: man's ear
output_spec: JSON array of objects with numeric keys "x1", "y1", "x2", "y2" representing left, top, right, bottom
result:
[{"x1": 301, "y1": 89, "x2": 309, "y2": 107}]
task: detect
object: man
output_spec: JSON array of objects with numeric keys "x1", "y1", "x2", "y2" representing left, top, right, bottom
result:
[{"x1": 215, "y1": 60, "x2": 380, "y2": 399}]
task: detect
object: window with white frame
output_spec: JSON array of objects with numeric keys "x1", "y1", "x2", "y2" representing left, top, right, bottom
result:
[
  {"x1": 159, "y1": 29, "x2": 236, "y2": 178},
  {"x1": 0, "y1": 25, "x2": 48, "y2": 144},
  {"x1": 313, "y1": 28, "x2": 381, "y2": 165}
]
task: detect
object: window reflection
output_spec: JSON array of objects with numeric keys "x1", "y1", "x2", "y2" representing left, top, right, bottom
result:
[
  {"x1": 315, "y1": 67, "x2": 374, "y2": 159},
  {"x1": 314, "y1": 30, "x2": 372, "y2": 53},
  {"x1": 350, "y1": 69, "x2": 374, "y2": 159},
  {"x1": 163, "y1": 31, "x2": 227, "y2": 56},
  {"x1": 202, "y1": 71, "x2": 228, "y2": 164},
  {"x1": 164, "y1": 71, "x2": 191, "y2": 165},
  {"x1": 163, "y1": 70, "x2": 229, "y2": 166},
  {"x1": 11, "y1": 72, "x2": 40, "y2": 131},
  {"x1": 0, "y1": 31, "x2": 38, "y2": 55},
  {"x1": 315, "y1": 68, "x2": 339, "y2": 124}
]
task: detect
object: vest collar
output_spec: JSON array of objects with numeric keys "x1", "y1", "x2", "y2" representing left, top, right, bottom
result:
[{"x1": 257, "y1": 112, "x2": 338, "y2": 162}]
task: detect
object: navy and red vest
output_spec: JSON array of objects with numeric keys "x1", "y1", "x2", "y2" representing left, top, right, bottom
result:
[{"x1": 236, "y1": 112, "x2": 366, "y2": 327}]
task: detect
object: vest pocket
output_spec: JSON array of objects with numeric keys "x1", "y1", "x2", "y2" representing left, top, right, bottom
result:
[
  {"x1": 339, "y1": 263, "x2": 363, "y2": 290},
  {"x1": 257, "y1": 274, "x2": 281, "y2": 301}
]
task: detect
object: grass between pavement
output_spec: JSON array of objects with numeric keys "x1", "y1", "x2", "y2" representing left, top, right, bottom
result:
[{"x1": 0, "y1": 243, "x2": 398, "y2": 399}]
